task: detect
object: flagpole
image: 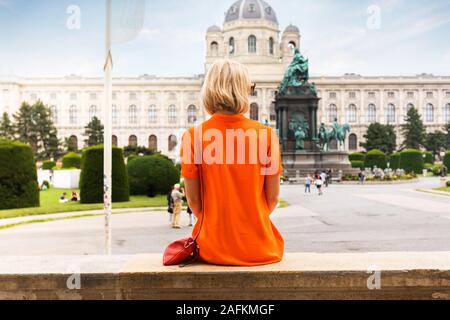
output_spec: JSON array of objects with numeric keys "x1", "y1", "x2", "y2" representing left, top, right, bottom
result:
[{"x1": 103, "y1": 0, "x2": 113, "y2": 255}]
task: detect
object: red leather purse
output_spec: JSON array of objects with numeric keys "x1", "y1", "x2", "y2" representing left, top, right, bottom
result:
[{"x1": 163, "y1": 169, "x2": 204, "y2": 267}]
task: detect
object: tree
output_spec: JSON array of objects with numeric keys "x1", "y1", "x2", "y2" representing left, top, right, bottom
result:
[
  {"x1": 443, "y1": 122, "x2": 450, "y2": 149},
  {"x1": 360, "y1": 123, "x2": 397, "y2": 155},
  {"x1": 64, "y1": 137, "x2": 78, "y2": 152},
  {"x1": 401, "y1": 107, "x2": 426, "y2": 150},
  {"x1": 83, "y1": 116, "x2": 104, "y2": 147},
  {"x1": 13, "y1": 102, "x2": 35, "y2": 146},
  {"x1": 0, "y1": 112, "x2": 14, "y2": 139},
  {"x1": 424, "y1": 131, "x2": 447, "y2": 159}
]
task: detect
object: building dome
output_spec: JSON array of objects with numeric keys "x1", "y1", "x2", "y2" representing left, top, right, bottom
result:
[
  {"x1": 225, "y1": 0, "x2": 278, "y2": 24},
  {"x1": 284, "y1": 24, "x2": 299, "y2": 33},
  {"x1": 207, "y1": 25, "x2": 221, "y2": 33}
]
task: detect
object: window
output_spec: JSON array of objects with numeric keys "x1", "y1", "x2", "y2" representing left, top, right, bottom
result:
[
  {"x1": 249, "y1": 3, "x2": 256, "y2": 12},
  {"x1": 251, "y1": 90, "x2": 258, "y2": 97},
  {"x1": 349, "y1": 92, "x2": 356, "y2": 99},
  {"x1": 425, "y1": 103, "x2": 434, "y2": 122},
  {"x1": 68, "y1": 136, "x2": 78, "y2": 151},
  {"x1": 148, "y1": 135, "x2": 158, "y2": 152},
  {"x1": 407, "y1": 92, "x2": 414, "y2": 98},
  {"x1": 269, "y1": 37, "x2": 274, "y2": 55},
  {"x1": 129, "y1": 105, "x2": 138, "y2": 124},
  {"x1": 329, "y1": 92, "x2": 336, "y2": 99},
  {"x1": 250, "y1": 103, "x2": 259, "y2": 121},
  {"x1": 406, "y1": 103, "x2": 414, "y2": 115},
  {"x1": 328, "y1": 104, "x2": 338, "y2": 123},
  {"x1": 349, "y1": 134, "x2": 358, "y2": 151},
  {"x1": 69, "y1": 105, "x2": 78, "y2": 124},
  {"x1": 89, "y1": 105, "x2": 98, "y2": 122},
  {"x1": 426, "y1": 92, "x2": 433, "y2": 99},
  {"x1": 210, "y1": 42, "x2": 219, "y2": 56},
  {"x1": 128, "y1": 135, "x2": 138, "y2": 147},
  {"x1": 446, "y1": 92, "x2": 450, "y2": 98},
  {"x1": 248, "y1": 35, "x2": 257, "y2": 54},
  {"x1": 112, "y1": 135, "x2": 118, "y2": 147},
  {"x1": 50, "y1": 93, "x2": 57, "y2": 100},
  {"x1": 112, "y1": 105, "x2": 119, "y2": 124},
  {"x1": 347, "y1": 104, "x2": 357, "y2": 123},
  {"x1": 168, "y1": 105, "x2": 177, "y2": 124},
  {"x1": 112, "y1": 92, "x2": 117, "y2": 100},
  {"x1": 70, "y1": 93, "x2": 77, "y2": 100},
  {"x1": 368, "y1": 92, "x2": 375, "y2": 99},
  {"x1": 270, "y1": 102, "x2": 276, "y2": 122},
  {"x1": 129, "y1": 92, "x2": 137, "y2": 100},
  {"x1": 148, "y1": 105, "x2": 157, "y2": 124},
  {"x1": 49, "y1": 106, "x2": 58, "y2": 124},
  {"x1": 387, "y1": 92, "x2": 395, "y2": 99},
  {"x1": 229, "y1": 37, "x2": 235, "y2": 55},
  {"x1": 444, "y1": 104, "x2": 450, "y2": 122},
  {"x1": 168, "y1": 135, "x2": 177, "y2": 152},
  {"x1": 90, "y1": 93, "x2": 97, "y2": 100},
  {"x1": 387, "y1": 104, "x2": 396, "y2": 123},
  {"x1": 288, "y1": 41, "x2": 297, "y2": 49},
  {"x1": 187, "y1": 105, "x2": 197, "y2": 124},
  {"x1": 367, "y1": 104, "x2": 377, "y2": 123}
]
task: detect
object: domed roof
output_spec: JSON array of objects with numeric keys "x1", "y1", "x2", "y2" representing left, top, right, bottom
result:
[
  {"x1": 284, "y1": 24, "x2": 300, "y2": 33},
  {"x1": 207, "y1": 25, "x2": 221, "y2": 33},
  {"x1": 225, "y1": 0, "x2": 278, "y2": 24}
]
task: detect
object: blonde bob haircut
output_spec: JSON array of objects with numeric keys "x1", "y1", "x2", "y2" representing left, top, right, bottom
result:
[{"x1": 202, "y1": 59, "x2": 251, "y2": 115}]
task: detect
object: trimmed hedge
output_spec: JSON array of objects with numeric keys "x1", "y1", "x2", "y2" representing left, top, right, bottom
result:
[
  {"x1": 42, "y1": 160, "x2": 56, "y2": 170},
  {"x1": 79, "y1": 145, "x2": 130, "y2": 204},
  {"x1": 349, "y1": 152, "x2": 365, "y2": 162},
  {"x1": 0, "y1": 139, "x2": 39, "y2": 210},
  {"x1": 447, "y1": 180, "x2": 450, "y2": 187},
  {"x1": 62, "y1": 152, "x2": 81, "y2": 169},
  {"x1": 351, "y1": 160, "x2": 364, "y2": 169},
  {"x1": 444, "y1": 152, "x2": 450, "y2": 172},
  {"x1": 400, "y1": 149, "x2": 424, "y2": 174},
  {"x1": 389, "y1": 153, "x2": 401, "y2": 170},
  {"x1": 423, "y1": 151, "x2": 434, "y2": 165},
  {"x1": 128, "y1": 154, "x2": 180, "y2": 197},
  {"x1": 364, "y1": 149, "x2": 387, "y2": 169}
]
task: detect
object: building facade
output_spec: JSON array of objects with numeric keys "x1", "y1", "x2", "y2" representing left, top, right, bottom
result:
[{"x1": 1, "y1": 0, "x2": 450, "y2": 161}]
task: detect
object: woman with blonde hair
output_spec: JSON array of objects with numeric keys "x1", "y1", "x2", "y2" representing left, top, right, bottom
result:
[{"x1": 180, "y1": 59, "x2": 284, "y2": 266}]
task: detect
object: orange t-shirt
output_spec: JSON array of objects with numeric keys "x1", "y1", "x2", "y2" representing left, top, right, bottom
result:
[{"x1": 180, "y1": 113, "x2": 284, "y2": 266}]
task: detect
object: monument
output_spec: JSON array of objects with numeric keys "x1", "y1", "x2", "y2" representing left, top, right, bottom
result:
[{"x1": 275, "y1": 48, "x2": 355, "y2": 178}]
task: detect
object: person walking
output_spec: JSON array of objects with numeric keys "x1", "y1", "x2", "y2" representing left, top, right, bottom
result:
[
  {"x1": 358, "y1": 169, "x2": 366, "y2": 185},
  {"x1": 321, "y1": 171, "x2": 328, "y2": 188},
  {"x1": 314, "y1": 172, "x2": 323, "y2": 195},
  {"x1": 171, "y1": 184, "x2": 184, "y2": 229},
  {"x1": 167, "y1": 187, "x2": 174, "y2": 223},
  {"x1": 305, "y1": 174, "x2": 312, "y2": 194}
]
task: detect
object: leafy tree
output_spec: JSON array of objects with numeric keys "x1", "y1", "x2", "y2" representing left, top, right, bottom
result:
[
  {"x1": 360, "y1": 123, "x2": 397, "y2": 155},
  {"x1": 401, "y1": 107, "x2": 426, "y2": 150},
  {"x1": 83, "y1": 116, "x2": 104, "y2": 147},
  {"x1": 0, "y1": 112, "x2": 14, "y2": 139},
  {"x1": 13, "y1": 102, "x2": 35, "y2": 146},
  {"x1": 63, "y1": 137, "x2": 79, "y2": 152},
  {"x1": 443, "y1": 122, "x2": 450, "y2": 149},
  {"x1": 424, "y1": 130, "x2": 447, "y2": 159},
  {"x1": 123, "y1": 145, "x2": 155, "y2": 158}
]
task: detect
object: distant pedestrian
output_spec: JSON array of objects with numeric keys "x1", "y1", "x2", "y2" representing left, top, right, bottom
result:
[
  {"x1": 171, "y1": 184, "x2": 185, "y2": 229},
  {"x1": 167, "y1": 187, "x2": 174, "y2": 223},
  {"x1": 305, "y1": 174, "x2": 312, "y2": 193},
  {"x1": 59, "y1": 192, "x2": 69, "y2": 203},
  {"x1": 314, "y1": 172, "x2": 323, "y2": 196},
  {"x1": 327, "y1": 169, "x2": 333, "y2": 185},
  {"x1": 358, "y1": 169, "x2": 366, "y2": 185},
  {"x1": 321, "y1": 171, "x2": 328, "y2": 188}
]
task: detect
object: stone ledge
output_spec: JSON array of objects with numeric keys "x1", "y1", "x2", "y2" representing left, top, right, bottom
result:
[{"x1": 0, "y1": 252, "x2": 449, "y2": 300}]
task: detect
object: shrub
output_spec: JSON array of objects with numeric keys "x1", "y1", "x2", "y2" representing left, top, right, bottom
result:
[
  {"x1": 128, "y1": 154, "x2": 180, "y2": 197},
  {"x1": 42, "y1": 160, "x2": 56, "y2": 170},
  {"x1": 349, "y1": 152, "x2": 365, "y2": 162},
  {"x1": 62, "y1": 152, "x2": 81, "y2": 169},
  {"x1": 424, "y1": 163, "x2": 433, "y2": 171},
  {"x1": 351, "y1": 160, "x2": 364, "y2": 169},
  {"x1": 423, "y1": 151, "x2": 434, "y2": 164},
  {"x1": 0, "y1": 139, "x2": 40, "y2": 210},
  {"x1": 431, "y1": 164, "x2": 443, "y2": 176},
  {"x1": 79, "y1": 145, "x2": 130, "y2": 204},
  {"x1": 400, "y1": 149, "x2": 424, "y2": 174},
  {"x1": 127, "y1": 155, "x2": 138, "y2": 164},
  {"x1": 447, "y1": 180, "x2": 450, "y2": 187},
  {"x1": 444, "y1": 152, "x2": 450, "y2": 172},
  {"x1": 389, "y1": 153, "x2": 401, "y2": 170},
  {"x1": 364, "y1": 149, "x2": 387, "y2": 169}
]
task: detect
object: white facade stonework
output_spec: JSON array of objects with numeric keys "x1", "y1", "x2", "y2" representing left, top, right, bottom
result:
[{"x1": 1, "y1": 0, "x2": 450, "y2": 161}]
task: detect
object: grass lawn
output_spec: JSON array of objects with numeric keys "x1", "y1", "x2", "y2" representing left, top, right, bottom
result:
[
  {"x1": 434, "y1": 187, "x2": 450, "y2": 193},
  {"x1": 0, "y1": 188, "x2": 167, "y2": 220}
]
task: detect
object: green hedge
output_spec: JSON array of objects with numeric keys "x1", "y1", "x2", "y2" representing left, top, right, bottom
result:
[
  {"x1": 423, "y1": 151, "x2": 434, "y2": 165},
  {"x1": 79, "y1": 145, "x2": 130, "y2": 204},
  {"x1": 349, "y1": 152, "x2": 365, "y2": 162},
  {"x1": 42, "y1": 160, "x2": 56, "y2": 170},
  {"x1": 351, "y1": 160, "x2": 364, "y2": 169},
  {"x1": 0, "y1": 139, "x2": 39, "y2": 210},
  {"x1": 447, "y1": 180, "x2": 450, "y2": 187},
  {"x1": 389, "y1": 153, "x2": 401, "y2": 170},
  {"x1": 128, "y1": 154, "x2": 180, "y2": 197},
  {"x1": 62, "y1": 152, "x2": 81, "y2": 169},
  {"x1": 364, "y1": 149, "x2": 387, "y2": 169},
  {"x1": 444, "y1": 152, "x2": 450, "y2": 171},
  {"x1": 400, "y1": 149, "x2": 424, "y2": 174}
]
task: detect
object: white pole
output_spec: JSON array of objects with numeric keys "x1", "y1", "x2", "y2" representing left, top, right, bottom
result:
[{"x1": 103, "y1": 0, "x2": 113, "y2": 255}]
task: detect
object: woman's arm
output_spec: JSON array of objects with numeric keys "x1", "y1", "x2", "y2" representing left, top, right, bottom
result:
[
  {"x1": 184, "y1": 178, "x2": 202, "y2": 217},
  {"x1": 264, "y1": 174, "x2": 281, "y2": 214}
]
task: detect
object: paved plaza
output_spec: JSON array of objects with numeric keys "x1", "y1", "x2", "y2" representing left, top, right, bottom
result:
[{"x1": 0, "y1": 178, "x2": 449, "y2": 256}]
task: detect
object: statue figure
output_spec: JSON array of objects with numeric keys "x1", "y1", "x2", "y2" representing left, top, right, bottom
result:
[
  {"x1": 318, "y1": 123, "x2": 333, "y2": 151},
  {"x1": 294, "y1": 125, "x2": 308, "y2": 150},
  {"x1": 278, "y1": 48, "x2": 310, "y2": 96},
  {"x1": 288, "y1": 112, "x2": 309, "y2": 150},
  {"x1": 334, "y1": 123, "x2": 351, "y2": 150}
]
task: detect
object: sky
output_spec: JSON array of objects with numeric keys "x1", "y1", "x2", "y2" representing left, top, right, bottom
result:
[{"x1": 0, "y1": 0, "x2": 449, "y2": 77}]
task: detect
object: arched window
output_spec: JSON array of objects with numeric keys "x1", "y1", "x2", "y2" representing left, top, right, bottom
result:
[
  {"x1": 269, "y1": 37, "x2": 274, "y2": 55},
  {"x1": 406, "y1": 103, "x2": 414, "y2": 116},
  {"x1": 248, "y1": 35, "x2": 257, "y2": 54},
  {"x1": 168, "y1": 135, "x2": 177, "y2": 152},
  {"x1": 129, "y1": 105, "x2": 137, "y2": 125},
  {"x1": 288, "y1": 41, "x2": 297, "y2": 50},
  {"x1": 49, "y1": 105, "x2": 57, "y2": 124},
  {"x1": 367, "y1": 104, "x2": 376, "y2": 123},
  {"x1": 347, "y1": 104, "x2": 357, "y2": 123},
  {"x1": 112, "y1": 105, "x2": 119, "y2": 124},
  {"x1": 328, "y1": 104, "x2": 338, "y2": 123},
  {"x1": 68, "y1": 135, "x2": 78, "y2": 151},
  {"x1": 229, "y1": 37, "x2": 235, "y2": 55},
  {"x1": 112, "y1": 135, "x2": 118, "y2": 146},
  {"x1": 148, "y1": 135, "x2": 158, "y2": 152},
  {"x1": 89, "y1": 105, "x2": 97, "y2": 122},
  {"x1": 168, "y1": 105, "x2": 177, "y2": 124},
  {"x1": 387, "y1": 104, "x2": 396, "y2": 123},
  {"x1": 148, "y1": 105, "x2": 157, "y2": 124},
  {"x1": 187, "y1": 105, "x2": 197, "y2": 124},
  {"x1": 425, "y1": 103, "x2": 434, "y2": 122},
  {"x1": 349, "y1": 134, "x2": 358, "y2": 151},
  {"x1": 69, "y1": 105, "x2": 78, "y2": 124},
  {"x1": 250, "y1": 103, "x2": 259, "y2": 121},
  {"x1": 444, "y1": 104, "x2": 450, "y2": 122},
  {"x1": 128, "y1": 135, "x2": 138, "y2": 147},
  {"x1": 210, "y1": 42, "x2": 218, "y2": 56}
]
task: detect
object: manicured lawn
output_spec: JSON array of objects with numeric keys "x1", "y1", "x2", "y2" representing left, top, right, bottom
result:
[
  {"x1": 0, "y1": 188, "x2": 167, "y2": 220},
  {"x1": 434, "y1": 187, "x2": 450, "y2": 193}
]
